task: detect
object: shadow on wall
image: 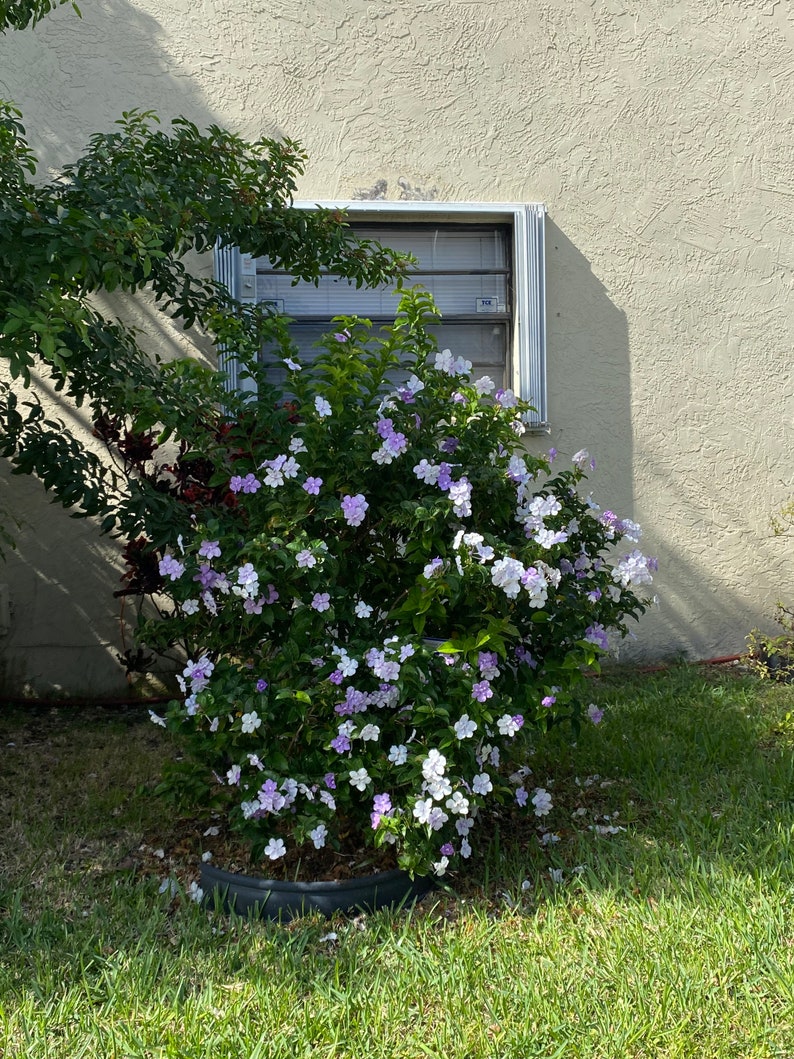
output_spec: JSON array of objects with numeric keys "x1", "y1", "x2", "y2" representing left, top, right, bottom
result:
[
  {"x1": 0, "y1": 0, "x2": 274, "y2": 696},
  {"x1": 532, "y1": 220, "x2": 777, "y2": 662},
  {"x1": 0, "y1": 0, "x2": 287, "y2": 168}
]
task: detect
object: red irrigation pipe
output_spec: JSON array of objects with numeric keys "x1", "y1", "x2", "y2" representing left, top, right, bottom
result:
[
  {"x1": 1, "y1": 655, "x2": 748, "y2": 708},
  {"x1": 633, "y1": 653, "x2": 744, "y2": 674}
]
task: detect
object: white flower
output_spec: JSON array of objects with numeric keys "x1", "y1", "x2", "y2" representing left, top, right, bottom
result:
[
  {"x1": 226, "y1": 765, "x2": 241, "y2": 785},
  {"x1": 571, "y1": 448, "x2": 590, "y2": 469},
  {"x1": 454, "y1": 715, "x2": 478, "y2": 739},
  {"x1": 289, "y1": 436, "x2": 307, "y2": 453},
  {"x1": 472, "y1": 772, "x2": 493, "y2": 796},
  {"x1": 187, "y1": 881, "x2": 204, "y2": 903},
  {"x1": 314, "y1": 395, "x2": 332, "y2": 417},
  {"x1": 355, "y1": 600, "x2": 373, "y2": 618},
  {"x1": 283, "y1": 357, "x2": 301, "y2": 371},
  {"x1": 445, "y1": 791, "x2": 470, "y2": 815},
  {"x1": 474, "y1": 375, "x2": 495, "y2": 395},
  {"x1": 240, "y1": 711, "x2": 261, "y2": 734},
  {"x1": 372, "y1": 445, "x2": 394, "y2": 465},
  {"x1": 460, "y1": 838, "x2": 472, "y2": 858},
  {"x1": 612, "y1": 549, "x2": 655, "y2": 589},
  {"x1": 548, "y1": 868, "x2": 564, "y2": 884},
  {"x1": 412, "y1": 798, "x2": 434, "y2": 824},
  {"x1": 621, "y1": 519, "x2": 642, "y2": 543},
  {"x1": 532, "y1": 788, "x2": 553, "y2": 817},
  {"x1": 539, "y1": 831, "x2": 560, "y2": 846},
  {"x1": 497, "y1": 714, "x2": 521, "y2": 737},
  {"x1": 432, "y1": 856, "x2": 450, "y2": 877},
  {"x1": 348, "y1": 768, "x2": 371, "y2": 791},
  {"x1": 388, "y1": 744, "x2": 408, "y2": 765},
  {"x1": 413, "y1": 459, "x2": 440, "y2": 485},
  {"x1": 358, "y1": 724, "x2": 380, "y2": 742},
  {"x1": 181, "y1": 599, "x2": 200, "y2": 615},
  {"x1": 336, "y1": 652, "x2": 359, "y2": 677},
  {"x1": 264, "y1": 838, "x2": 287, "y2": 860},
  {"x1": 310, "y1": 824, "x2": 328, "y2": 849},
  {"x1": 282, "y1": 456, "x2": 300, "y2": 479},
  {"x1": 424, "y1": 775, "x2": 452, "y2": 801},
  {"x1": 491, "y1": 556, "x2": 525, "y2": 599},
  {"x1": 201, "y1": 851, "x2": 213, "y2": 863},
  {"x1": 149, "y1": 711, "x2": 167, "y2": 728},
  {"x1": 421, "y1": 749, "x2": 447, "y2": 780}
]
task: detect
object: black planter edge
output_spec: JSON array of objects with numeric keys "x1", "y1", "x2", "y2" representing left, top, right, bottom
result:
[{"x1": 200, "y1": 863, "x2": 435, "y2": 922}]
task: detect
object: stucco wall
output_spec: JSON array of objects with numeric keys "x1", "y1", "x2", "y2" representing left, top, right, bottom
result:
[{"x1": 0, "y1": 0, "x2": 792, "y2": 694}]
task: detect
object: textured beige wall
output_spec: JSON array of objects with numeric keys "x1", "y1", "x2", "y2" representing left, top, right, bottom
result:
[{"x1": 0, "y1": 0, "x2": 792, "y2": 693}]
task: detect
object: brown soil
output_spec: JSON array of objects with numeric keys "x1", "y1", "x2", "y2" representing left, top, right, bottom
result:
[{"x1": 138, "y1": 811, "x2": 399, "y2": 884}]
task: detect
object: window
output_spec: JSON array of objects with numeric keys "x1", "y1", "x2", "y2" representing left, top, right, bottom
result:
[{"x1": 214, "y1": 202, "x2": 547, "y2": 430}]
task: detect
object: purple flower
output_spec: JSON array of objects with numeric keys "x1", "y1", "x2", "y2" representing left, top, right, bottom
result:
[
  {"x1": 255, "y1": 678, "x2": 268, "y2": 693},
  {"x1": 333, "y1": 329, "x2": 351, "y2": 343},
  {"x1": 229, "y1": 472, "x2": 261, "y2": 495},
  {"x1": 585, "y1": 623, "x2": 609, "y2": 651},
  {"x1": 193, "y1": 563, "x2": 218, "y2": 589},
  {"x1": 472, "y1": 680, "x2": 493, "y2": 703},
  {"x1": 324, "y1": 772, "x2": 336, "y2": 789},
  {"x1": 423, "y1": 557, "x2": 444, "y2": 579},
  {"x1": 371, "y1": 792, "x2": 393, "y2": 828},
  {"x1": 587, "y1": 703, "x2": 604, "y2": 725},
  {"x1": 437, "y1": 463, "x2": 453, "y2": 491},
  {"x1": 448, "y1": 477, "x2": 472, "y2": 518},
  {"x1": 478, "y1": 651, "x2": 499, "y2": 677},
  {"x1": 329, "y1": 669, "x2": 344, "y2": 685},
  {"x1": 265, "y1": 584, "x2": 279, "y2": 604},
  {"x1": 341, "y1": 493, "x2": 369, "y2": 527},
  {"x1": 311, "y1": 592, "x2": 331, "y2": 613},
  {"x1": 440, "y1": 842, "x2": 455, "y2": 856},
  {"x1": 237, "y1": 563, "x2": 258, "y2": 587},
  {"x1": 158, "y1": 554, "x2": 185, "y2": 581},
  {"x1": 514, "y1": 646, "x2": 537, "y2": 668},
  {"x1": 548, "y1": 447, "x2": 557, "y2": 462},
  {"x1": 384, "y1": 431, "x2": 408, "y2": 457},
  {"x1": 515, "y1": 788, "x2": 529, "y2": 807},
  {"x1": 243, "y1": 596, "x2": 264, "y2": 614},
  {"x1": 440, "y1": 436, "x2": 460, "y2": 453},
  {"x1": 198, "y1": 540, "x2": 221, "y2": 560},
  {"x1": 541, "y1": 695, "x2": 556, "y2": 708},
  {"x1": 330, "y1": 734, "x2": 351, "y2": 754},
  {"x1": 303, "y1": 477, "x2": 323, "y2": 495}
]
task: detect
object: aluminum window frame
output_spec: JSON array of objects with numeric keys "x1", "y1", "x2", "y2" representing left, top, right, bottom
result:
[{"x1": 215, "y1": 200, "x2": 547, "y2": 430}]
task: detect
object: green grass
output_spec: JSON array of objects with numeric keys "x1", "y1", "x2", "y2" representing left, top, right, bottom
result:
[{"x1": 2, "y1": 667, "x2": 794, "y2": 1058}]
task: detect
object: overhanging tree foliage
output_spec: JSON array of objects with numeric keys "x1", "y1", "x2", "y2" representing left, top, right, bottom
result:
[
  {"x1": 0, "y1": 0, "x2": 78, "y2": 31},
  {"x1": 0, "y1": 102, "x2": 410, "y2": 542}
]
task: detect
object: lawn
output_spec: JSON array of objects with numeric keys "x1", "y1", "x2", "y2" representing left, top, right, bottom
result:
[{"x1": 1, "y1": 665, "x2": 793, "y2": 1058}]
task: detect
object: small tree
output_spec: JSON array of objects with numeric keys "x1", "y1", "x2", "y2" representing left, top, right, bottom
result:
[{"x1": 0, "y1": 104, "x2": 410, "y2": 544}]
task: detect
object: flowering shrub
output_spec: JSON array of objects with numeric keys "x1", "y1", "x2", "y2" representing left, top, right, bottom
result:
[{"x1": 149, "y1": 290, "x2": 656, "y2": 877}]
